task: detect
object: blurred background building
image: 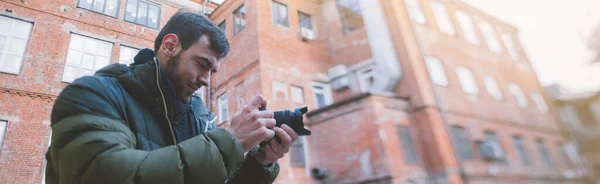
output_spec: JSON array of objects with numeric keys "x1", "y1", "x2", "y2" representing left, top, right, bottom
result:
[{"x1": 0, "y1": 0, "x2": 595, "y2": 183}]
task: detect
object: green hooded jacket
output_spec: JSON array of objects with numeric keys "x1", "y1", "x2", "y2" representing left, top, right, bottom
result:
[{"x1": 45, "y1": 59, "x2": 279, "y2": 184}]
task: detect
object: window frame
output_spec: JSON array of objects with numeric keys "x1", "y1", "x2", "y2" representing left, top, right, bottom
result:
[
  {"x1": 404, "y1": 0, "x2": 426, "y2": 24},
  {"x1": 118, "y1": 44, "x2": 140, "y2": 65},
  {"x1": 450, "y1": 125, "x2": 474, "y2": 160},
  {"x1": 357, "y1": 66, "x2": 375, "y2": 93},
  {"x1": 396, "y1": 125, "x2": 420, "y2": 165},
  {"x1": 336, "y1": 0, "x2": 364, "y2": 34},
  {"x1": 0, "y1": 120, "x2": 7, "y2": 154},
  {"x1": 530, "y1": 92, "x2": 548, "y2": 113},
  {"x1": 455, "y1": 10, "x2": 480, "y2": 45},
  {"x1": 536, "y1": 140, "x2": 553, "y2": 167},
  {"x1": 62, "y1": 33, "x2": 114, "y2": 83},
  {"x1": 124, "y1": 0, "x2": 162, "y2": 29},
  {"x1": 502, "y1": 33, "x2": 521, "y2": 61},
  {"x1": 312, "y1": 82, "x2": 333, "y2": 109},
  {"x1": 512, "y1": 136, "x2": 531, "y2": 165},
  {"x1": 290, "y1": 137, "x2": 306, "y2": 167},
  {"x1": 272, "y1": 80, "x2": 289, "y2": 100},
  {"x1": 290, "y1": 85, "x2": 305, "y2": 104},
  {"x1": 508, "y1": 83, "x2": 528, "y2": 108},
  {"x1": 431, "y1": 1, "x2": 455, "y2": 36},
  {"x1": 77, "y1": 0, "x2": 121, "y2": 18},
  {"x1": 298, "y1": 11, "x2": 313, "y2": 30},
  {"x1": 479, "y1": 21, "x2": 503, "y2": 54},
  {"x1": 455, "y1": 67, "x2": 479, "y2": 95},
  {"x1": 218, "y1": 92, "x2": 229, "y2": 123},
  {"x1": 0, "y1": 15, "x2": 34, "y2": 75},
  {"x1": 483, "y1": 75, "x2": 502, "y2": 100},
  {"x1": 233, "y1": 4, "x2": 246, "y2": 35},
  {"x1": 271, "y1": 1, "x2": 290, "y2": 27},
  {"x1": 425, "y1": 56, "x2": 449, "y2": 86}
]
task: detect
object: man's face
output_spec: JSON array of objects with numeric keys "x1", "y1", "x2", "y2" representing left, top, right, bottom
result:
[{"x1": 163, "y1": 35, "x2": 220, "y2": 103}]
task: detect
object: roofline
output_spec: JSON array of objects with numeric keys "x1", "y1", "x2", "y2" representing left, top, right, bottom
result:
[{"x1": 454, "y1": 0, "x2": 519, "y2": 31}]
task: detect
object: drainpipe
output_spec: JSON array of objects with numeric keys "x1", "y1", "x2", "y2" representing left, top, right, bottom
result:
[
  {"x1": 202, "y1": 0, "x2": 208, "y2": 14},
  {"x1": 358, "y1": 0, "x2": 402, "y2": 93}
]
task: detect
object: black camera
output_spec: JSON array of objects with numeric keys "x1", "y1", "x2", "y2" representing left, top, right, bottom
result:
[{"x1": 259, "y1": 106, "x2": 311, "y2": 147}]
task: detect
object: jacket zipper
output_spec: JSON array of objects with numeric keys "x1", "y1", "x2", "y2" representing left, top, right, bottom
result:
[{"x1": 154, "y1": 58, "x2": 178, "y2": 145}]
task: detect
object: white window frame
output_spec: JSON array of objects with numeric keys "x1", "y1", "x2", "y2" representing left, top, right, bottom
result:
[
  {"x1": 559, "y1": 106, "x2": 582, "y2": 130},
  {"x1": 118, "y1": 45, "x2": 139, "y2": 65},
  {"x1": 0, "y1": 16, "x2": 33, "y2": 74},
  {"x1": 425, "y1": 56, "x2": 449, "y2": 86},
  {"x1": 530, "y1": 92, "x2": 548, "y2": 113},
  {"x1": 502, "y1": 33, "x2": 520, "y2": 61},
  {"x1": 455, "y1": 67, "x2": 479, "y2": 95},
  {"x1": 431, "y1": 1, "x2": 455, "y2": 36},
  {"x1": 272, "y1": 81, "x2": 289, "y2": 100},
  {"x1": 77, "y1": 0, "x2": 120, "y2": 17},
  {"x1": 271, "y1": 1, "x2": 289, "y2": 27},
  {"x1": 218, "y1": 92, "x2": 229, "y2": 123},
  {"x1": 483, "y1": 76, "x2": 502, "y2": 100},
  {"x1": 404, "y1": 0, "x2": 426, "y2": 24},
  {"x1": 40, "y1": 129, "x2": 52, "y2": 184},
  {"x1": 312, "y1": 82, "x2": 333, "y2": 109},
  {"x1": 589, "y1": 100, "x2": 600, "y2": 123},
  {"x1": 194, "y1": 87, "x2": 206, "y2": 104},
  {"x1": 479, "y1": 21, "x2": 503, "y2": 54},
  {"x1": 0, "y1": 120, "x2": 6, "y2": 153},
  {"x1": 290, "y1": 85, "x2": 305, "y2": 104},
  {"x1": 508, "y1": 83, "x2": 528, "y2": 107},
  {"x1": 357, "y1": 66, "x2": 375, "y2": 92},
  {"x1": 124, "y1": 0, "x2": 161, "y2": 29},
  {"x1": 455, "y1": 10, "x2": 480, "y2": 45},
  {"x1": 62, "y1": 34, "x2": 114, "y2": 83}
]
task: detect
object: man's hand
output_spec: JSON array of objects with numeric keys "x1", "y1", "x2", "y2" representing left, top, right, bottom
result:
[
  {"x1": 254, "y1": 124, "x2": 299, "y2": 166},
  {"x1": 228, "y1": 95, "x2": 276, "y2": 152}
]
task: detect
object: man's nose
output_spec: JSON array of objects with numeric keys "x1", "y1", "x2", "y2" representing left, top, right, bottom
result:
[{"x1": 198, "y1": 70, "x2": 210, "y2": 86}]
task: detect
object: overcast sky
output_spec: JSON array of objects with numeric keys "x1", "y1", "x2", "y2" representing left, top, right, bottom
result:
[{"x1": 461, "y1": 0, "x2": 600, "y2": 92}]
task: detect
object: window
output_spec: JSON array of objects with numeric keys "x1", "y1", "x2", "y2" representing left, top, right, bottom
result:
[
  {"x1": 357, "y1": 66, "x2": 375, "y2": 92},
  {"x1": 77, "y1": 0, "x2": 119, "y2": 17},
  {"x1": 299, "y1": 12, "x2": 313, "y2": 30},
  {"x1": 559, "y1": 144, "x2": 573, "y2": 168},
  {"x1": 0, "y1": 120, "x2": 6, "y2": 153},
  {"x1": 456, "y1": 67, "x2": 479, "y2": 95},
  {"x1": 125, "y1": 0, "x2": 161, "y2": 29},
  {"x1": 195, "y1": 87, "x2": 206, "y2": 104},
  {"x1": 431, "y1": 1, "x2": 455, "y2": 35},
  {"x1": 450, "y1": 125, "x2": 473, "y2": 160},
  {"x1": 118, "y1": 45, "x2": 139, "y2": 65},
  {"x1": 483, "y1": 76, "x2": 502, "y2": 100},
  {"x1": 0, "y1": 16, "x2": 32, "y2": 74},
  {"x1": 272, "y1": 81, "x2": 288, "y2": 100},
  {"x1": 62, "y1": 34, "x2": 113, "y2": 83},
  {"x1": 404, "y1": 0, "x2": 426, "y2": 24},
  {"x1": 290, "y1": 85, "x2": 305, "y2": 104},
  {"x1": 218, "y1": 21, "x2": 226, "y2": 33},
  {"x1": 512, "y1": 136, "x2": 531, "y2": 165},
  {"x1": 290, "y1": 137, "x2": 306, "y2": 167},
  {"x1": 312, "y1": 82, "x2": 333, "y2": 109},
  {"x1": 536, "y1": 140, "x2": 553, "y2": 166},
  {"x1": 502, "y1": 33, "x2": 520, "y2": 61},
  {"x1": 218, "y1": 93, "x2": 229, "y2": 123},
  {"x1": 425, "y1": 56, "x2": 448, "y2": 86},
  {"x1": 233, "y1": 5, "x2": 246, "y2": 35},
  {"x1": 271, "y1": 1, "x2": 289, "y2": 27},
  {"x1": 479, "y1": 21, "x2": 503, "y2": 54},
  {"x1": 210, "y1": 0, "x2": 225, "y2": 4},
  {"x1": 456, "y1": 11, "x2": 479, "y2": 45},
  {"x1": 336, "y1": 0, "x2": 364, "y2": 34},
  {"x1": 482, "y1": 132, "x2": 505, "y2": 160},
  {"x1": 508, "y1": 83, "x2": 528, "y2": 107},
  {"x1": 531, "y1": 92, "x2": 548, "y2": 113},
  {"x1": 40, "y1": 130, "x2": 52, "y2": 184},
  {"x1": 589, "y1": 100, "x2": 600, "y2": 123},
  {"x1": 396, "y1": 125, "x2": 420, "y2": 164}
]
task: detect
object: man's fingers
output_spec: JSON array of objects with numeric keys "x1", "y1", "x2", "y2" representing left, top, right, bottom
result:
[
  {"x1": 268, "y1": 140, "x2": 285, "y2": 158},
  {"x1": 280, "y1": 124, "x2": 298, "y2": 142},
  {"x1": 248, "y1": 94, "x2": 268, "y2": 109},
  {"x1": 260, "y1": 127, "x2": 275, "y2": 141},
  {"x1": 257, "y1": 110, "x2": 274, "y2": 119},
  {"x1": 262, "y1": 144, "x2": 279, "y2": 162},
  {"x1": 259, "y1": 118, "x2": 276, "y2": 129},
  {"x1": 273, "y1": 127, "x2": 292, "y2": 151}
]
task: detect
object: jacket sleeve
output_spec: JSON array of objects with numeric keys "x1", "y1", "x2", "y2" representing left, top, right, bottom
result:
[
  {"x1": 225, "y1": 147, "x2": 280, "y2": 184},
  {"x1": 47, "y1": 76, "x2": 245, "y2": 184}
]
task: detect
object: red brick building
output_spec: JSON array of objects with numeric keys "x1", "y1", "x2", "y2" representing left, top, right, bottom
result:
[
  {"x1": 0, "y1": 0, "x2": 218, "y2": 183},
  {"x1": 207, "y1": 0, "x2": 590, "y2": 183}
]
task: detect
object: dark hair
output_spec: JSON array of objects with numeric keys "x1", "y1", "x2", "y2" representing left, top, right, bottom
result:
[{"x1": 154, "y1": 10, "x2": 229, "y2": 59}]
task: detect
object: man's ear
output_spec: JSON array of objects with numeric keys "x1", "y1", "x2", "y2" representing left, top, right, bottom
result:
[{"x1": 161, "y1": 33, "x2": 181, "y2": 57}]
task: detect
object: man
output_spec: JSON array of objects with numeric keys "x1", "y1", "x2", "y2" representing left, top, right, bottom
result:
[{"x1": 45, "y1": 10, "x2": 298, "y2": 184}]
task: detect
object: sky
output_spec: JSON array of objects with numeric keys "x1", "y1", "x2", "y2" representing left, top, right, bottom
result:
[{"x1": 461, "y1": 0, "x2": 600, "y2": 93}]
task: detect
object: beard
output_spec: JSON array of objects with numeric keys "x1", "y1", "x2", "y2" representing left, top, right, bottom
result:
[{"x1": 164, "y1": 53, "x2": 193, "y2": 103}]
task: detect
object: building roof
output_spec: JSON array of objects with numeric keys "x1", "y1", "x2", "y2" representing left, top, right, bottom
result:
[{"x1": 545, "y1": 84, "x2": 600, "y2": 101}]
